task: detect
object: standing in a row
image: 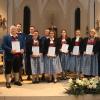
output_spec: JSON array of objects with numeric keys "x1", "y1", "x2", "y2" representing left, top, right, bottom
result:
[
  {"x1": 30, "y1": 30, "x2": 44, "y2": 83},
  {"x1": 82, "y1": 29, "x2": 99, "y2": 76},
  {"x1": 58, "y1": 29, "x2": 71, "y2": 79},
  {"x1": 69, "y1": 30, "x2": 83, "y2": 75},
  {"x1": 16, "y1": 23, "x2": 26, "y2": 81},
  {"x1": 45, "y1": 30, "x2": 62, "y2": 83},
  {"x1": 25, "y1": 26, "x2": 35, "y2": 80},
  {"x1": 3, "y1": 25, "x2": 24, "y2": 88}
]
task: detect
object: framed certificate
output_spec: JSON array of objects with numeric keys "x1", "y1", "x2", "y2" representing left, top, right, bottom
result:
[
  {"x1": 72, "y1": 46, "x2": 79, "y2": 55},
  {"x1": 12, "y1": 41, "x2": 20, "y2": 53},
  {"x1": 47, "y1": 47, "x2": 56, "y2": 57},
  {"x1": 32, "y1": 46, "x2": 40, "y2": 56},
  {"x1": 61, "y1": 44, "x2": 69, "y2": 53},
  {"x1": 86, "y1": 44, "x2": 93, "y2": 55}
]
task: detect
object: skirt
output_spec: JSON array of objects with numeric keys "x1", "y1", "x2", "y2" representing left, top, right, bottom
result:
[
  {"x1": 68, "y1": 55, "x2": 82, "y2": 73},
  {"x1": 31, "y1": 56, "x2": 44, "y2": 75},
  {"x1": 44, "y1": 55, "x2": 62, "y2": 74},
  {"x1": 82, "y1": 54, "x2": 98, "y2": 76},
  {"x1": 60, "y1": 53, "x2": 70, "y2": 72}
]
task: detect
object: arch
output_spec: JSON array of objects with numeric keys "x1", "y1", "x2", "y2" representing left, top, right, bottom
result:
[
  {"x1": 23, "y1": 6, "x2": 31, "y2": 34},
  {"x1": 75, "y1": 8, "x2": 81, "y2": 30}
]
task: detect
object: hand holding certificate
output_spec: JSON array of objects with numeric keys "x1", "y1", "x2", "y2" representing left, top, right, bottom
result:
[
  {"x1": 85, "y1": 44, "x2": 93, "y2": 55},
  {"x1": 32, "y1": 46, "x2": 40, "y2": 57},
  {"x1": 72, "y1": 46, "x2": 79, "y2": 55},
  {"x1": 47, "y1": 47, "x2": 56, "y2": 57},
  {"x1": 60, "y1": 44, "x2": 69, "y2": 53},
  {"x1": 12, "y1": 41, "x2": 20, "y2": 53}
]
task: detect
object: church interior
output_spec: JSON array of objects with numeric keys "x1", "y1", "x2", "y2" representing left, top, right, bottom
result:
[{"x1": 0, "y1": 0, "x2": 100, "y2": 100}]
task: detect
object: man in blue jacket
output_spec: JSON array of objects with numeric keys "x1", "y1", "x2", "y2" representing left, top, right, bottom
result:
[
  {"x1": 3, "y1": 25, "x2": 24, "y2": 88},
  {"x1": 16, "y1": 23, "x2": 26, "y2": 81}
]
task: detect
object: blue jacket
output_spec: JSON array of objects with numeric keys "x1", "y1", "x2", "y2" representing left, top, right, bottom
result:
[
  {"x1": 2, "y1": 34, "x2": 24, "y2": 61},
  {"x1": 17, "y1": 32, "x2": 26, "y2": 49}
]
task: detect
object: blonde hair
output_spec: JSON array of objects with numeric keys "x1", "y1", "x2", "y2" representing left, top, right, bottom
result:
[{"x1": 90, "y1": 29, "x2": 98, "y2": 37}]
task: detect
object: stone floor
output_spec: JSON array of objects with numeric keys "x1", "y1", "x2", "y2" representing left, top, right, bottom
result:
[
  {"x1": 0, "y1": 74, "x2": 67, "y2": 96},
  {"x1": 0, "y1": 74, "x2": 100, "y2": 100}
]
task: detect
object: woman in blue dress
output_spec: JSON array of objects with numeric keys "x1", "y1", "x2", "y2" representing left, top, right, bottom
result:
[
  {"x1": 58, "y1": 29, "x2": 71, "y2": 79},
  {"x1": 68, "y1": 30, "x2": 83, "y2": 75},
  {"x1": 82, "y1": 29, "x2": 99, "y2": 77},
  {"x1": 29, "y1": 30, "x2": 44, "y2": 83},
  {"x1": 44, "y1": 30, "x2": 62, "y2": 83}
]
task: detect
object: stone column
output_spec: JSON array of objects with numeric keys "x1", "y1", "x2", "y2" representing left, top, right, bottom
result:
[
  {"x1": 7, "y1": 0, "x2": 14, "y2": 28},
  {"x1": 88, "y1": 0, "x2": 95, "y2": 29}
]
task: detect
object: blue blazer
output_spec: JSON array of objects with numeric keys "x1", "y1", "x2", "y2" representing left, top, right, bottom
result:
[{"x1": 2, "y1": 34, "x2": 24, "y2": 61}]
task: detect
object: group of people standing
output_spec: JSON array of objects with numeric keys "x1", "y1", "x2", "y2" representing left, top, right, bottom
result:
[{"x1": 2, "y1": 24, "x2": 100, "y2": 88}]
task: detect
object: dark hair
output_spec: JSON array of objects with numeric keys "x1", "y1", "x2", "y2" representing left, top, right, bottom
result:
[
  {"x1": 16, "y1": 23, "x2": 21, "y2": 26},
  {"x1": 34, "y1": 30, "x2": 39, "y2": 33},
  {"x1": 49, "y1": 30, "x2": 56, "y2": 38},
  {"x1": 30, "y1": 26, "x2": 35, "y2": 28},
  {"x1": 60, "y1": 29, "x2": 68, "y2": 38}
]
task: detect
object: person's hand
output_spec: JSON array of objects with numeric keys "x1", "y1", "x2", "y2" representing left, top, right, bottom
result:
[
  {"x1": 20, "y1": 49, "x2": 24, "y2": 54},
  {"x1": 11, "y1": 50, "x2": 16, "y2": 54}
]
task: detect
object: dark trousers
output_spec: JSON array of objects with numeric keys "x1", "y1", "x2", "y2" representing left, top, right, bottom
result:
[
  {"x1": 98, "y1": 54, "x2": 100, "y2": 76},
  {"x1": 25, "y1": 54, "x2": 32, "y2": 75},
  {"x1": 5, "y1": 55, "x2": 21, "y2": 74}
]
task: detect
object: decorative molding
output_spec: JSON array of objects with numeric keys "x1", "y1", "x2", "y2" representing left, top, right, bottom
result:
[
  {"x1": 58, "y1": 0, "x2": 68, "y2": 15},
  {"x1": 37, "y1": 0, "x2": 49, "y2": 15},
  {"x1": 14, "y1": 0, "x2": 24, "y2": 9}
]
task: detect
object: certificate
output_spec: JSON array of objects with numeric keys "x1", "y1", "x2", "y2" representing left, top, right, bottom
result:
[
  {"x1": 32, "y1": 46, "x2": 40, "y2": 56},
  {"x1": 47, "y1": 47, "x2": 56, "y2": 57},
  {"x1": 12, "y1": 41, "x2": 20, "y2": 53},
  {"x1": 61, "y1": 44, "x2": 69, "y2": 53},
  {"x1": 72, "y1": 46, "x2": 79, "y2": 55},
  {"x1": 86, "y1": 44, "x2": 93, "y2": 55}
]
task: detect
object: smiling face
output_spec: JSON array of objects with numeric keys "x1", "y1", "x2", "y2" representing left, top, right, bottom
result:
[
  {"x1": 44, "y1": 29, "x2": 50, "y2": 36},
  {"x1": 49, "y1": 31, "x2": 55, "y2": 38},
  {"x1": 61, "y1": 30, "x2": 67, "y2": 38},
  {"x1": 75, "y1": 30, "x2": 81, "y2": 37},
  {"x1": 10, "y1": 25, "x2": 17, "y2": 36},
  {"x1": 89, "y1": 29, "x2": 96, "y2": 38},
  {"x1": 33, "y1": 31, "x2": 39, "y2": 39},
  {"x1": 30, "y1": 26, "x2": 35, "y2": 34},
  {"x1": 16, "y1": 24, "x2": 22, "y2": 32}
]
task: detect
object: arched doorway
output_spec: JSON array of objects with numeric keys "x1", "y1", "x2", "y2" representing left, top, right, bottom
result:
[
  {"x1": 75, "y1": 8, "x2": 80, "y2": 30},
  {"x1": 23, "y1": 6, "x2": 31, "y2": 34}
]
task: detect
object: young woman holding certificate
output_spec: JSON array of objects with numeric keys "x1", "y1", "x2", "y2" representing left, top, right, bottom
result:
[
  {"x1": 3, "y1": 25, "x2": 24, "y2": 88},
  {"x1": 58, "y1": 29, "x2": 71, "y2": 80},
  {"x1": 68, "y1": 30, "x2": 83, "y2": 74},
  {"x1": 29, "y1": 30, "x2": 44, "y2": 83},
  {"x1": 82, "y1": 29, "x2": 99, "y2": 76},
  {"x1": 44, "y1": 30, "x2": 62, "y2": 83}
]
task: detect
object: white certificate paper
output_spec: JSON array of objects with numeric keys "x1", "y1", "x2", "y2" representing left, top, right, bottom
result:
[
  {"x1": 47, "y1": 47, "x2": 56, "y2": 57},
  {"x1": 72, "y1": 46, "x2": 79, "y2": 55},
  {"x1": 12, "y1": 41, "x2": 20, "y2": 53},
  {"x1": 86, "y1": 45, "x2": 93, "y2": 55},
  {"x1": 32, "y1": 46, "x2": 40, "y2": 56},
  {"x1": 61, "y1": 44, "x2": 69, "y2": 53}
]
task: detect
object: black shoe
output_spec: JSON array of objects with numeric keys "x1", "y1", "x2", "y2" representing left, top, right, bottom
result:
[
  {"x1": 54, "y1": 79, "x2": 57, "y2": 83},
  {"x1": 6, "y1": 82, "x2": 11, "y2": 88},
  {"x1": 19, "y1": 76, "x2": 23, "y2": 82},
  {"x1": 14, "y1": 81, "x2": 22, "y2": 86},
  {"x1": 47, "y1": 80, "x2": 52, "y2": 83},
  {"x1": 27, "y1": 76, "x2": 31, "y2": 80},
  {"x1": 32, "y1": 80, "x2": 37, "y2": 84},
  {"x1": 36, "y1": 80, "x2": 40, "y2": 83},
  {"x1": 11, "y1": 77, "x2": 15, "y2": 83}
]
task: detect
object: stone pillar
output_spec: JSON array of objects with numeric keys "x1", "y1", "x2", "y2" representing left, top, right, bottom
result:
[
  {"x1": 7, "y1": 0, "x2": 14, "y2": 28},
  {"x1": 89, "y1": 0, "x2": 95, "y2": 29}
]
